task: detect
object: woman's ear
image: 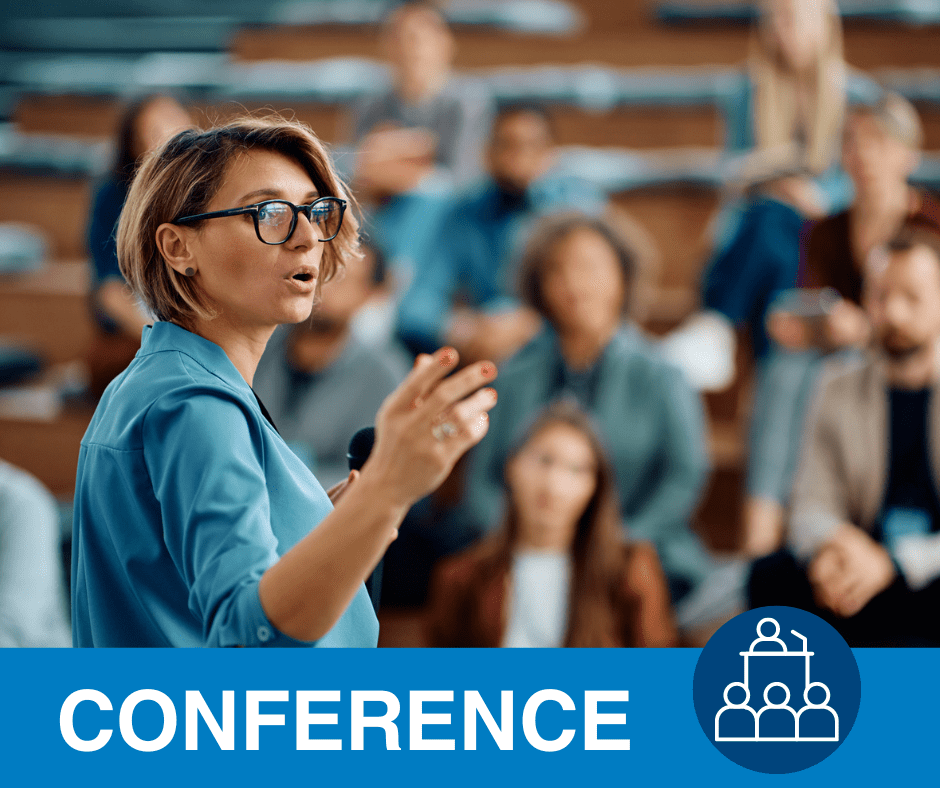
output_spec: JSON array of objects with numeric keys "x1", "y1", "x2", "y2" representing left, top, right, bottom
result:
[{"x1": 155, "y1": 223, "x2": 196, "y2": 276}]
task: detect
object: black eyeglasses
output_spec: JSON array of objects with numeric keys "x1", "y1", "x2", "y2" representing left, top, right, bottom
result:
[{"x1": 174, "y1": 197, "x2": 347, "y2": 245}]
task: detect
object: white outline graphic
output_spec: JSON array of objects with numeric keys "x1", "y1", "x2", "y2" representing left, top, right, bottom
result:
[{"x1": 714, "y1": 618, "x2": 839, "y2": 742}]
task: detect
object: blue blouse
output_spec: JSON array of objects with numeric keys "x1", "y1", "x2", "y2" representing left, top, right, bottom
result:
[{"x1": 71, "y1": 321, "x2": 379, "y2": 648}]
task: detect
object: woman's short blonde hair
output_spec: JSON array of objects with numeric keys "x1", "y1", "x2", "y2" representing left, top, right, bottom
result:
[{"x1": 117, "y1": 115, "x2": 360, "y2": 327}]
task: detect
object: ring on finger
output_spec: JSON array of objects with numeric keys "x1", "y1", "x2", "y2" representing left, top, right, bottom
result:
[{"x1": 432, "y1": 420, "x2": 459, "y2": 441}]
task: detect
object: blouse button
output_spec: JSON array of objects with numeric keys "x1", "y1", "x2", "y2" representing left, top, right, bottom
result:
[{"x1": 257, "y1": 626, "x2": 271, "y2": 643}]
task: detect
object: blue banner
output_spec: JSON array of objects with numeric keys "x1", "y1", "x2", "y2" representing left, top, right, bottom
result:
[{"x1": 0, "y1": 646, "x2": 934, "y2": 786}]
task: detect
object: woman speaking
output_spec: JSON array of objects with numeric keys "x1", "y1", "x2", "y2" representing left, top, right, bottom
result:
[{"x1": 71, "y1": 116, "x2": 497, "y2": 647}]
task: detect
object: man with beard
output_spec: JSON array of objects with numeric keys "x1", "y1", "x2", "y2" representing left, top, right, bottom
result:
[{"x1": 750, "y1": 219, "x2": 940, "y2": 644}]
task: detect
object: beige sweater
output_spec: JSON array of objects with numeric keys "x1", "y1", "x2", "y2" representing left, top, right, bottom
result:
[{"x1": 789, "y1": 347, "x2": 940, "y2": 589}]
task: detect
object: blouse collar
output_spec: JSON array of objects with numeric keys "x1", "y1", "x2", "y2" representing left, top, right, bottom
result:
[{"x1": 138, "y1": 321, "x2": 253, "y2": 397}]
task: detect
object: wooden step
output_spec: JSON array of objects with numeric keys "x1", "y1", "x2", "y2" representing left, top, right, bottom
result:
[
  {"x1": 16, "y1": 89, "x2": 940, "y2": 156},
  {"x1": 13, "y1": 94, "x2": 123, "y2": 139},
  {"x1": 555, "y1": 105, "x2": 720, "y2": 148},
  {"x1": 0, "y1": 175, "x2": 91, "y2": 259},
  {"x1": 613, "y1": 186, "x2": 719, "y2": 294},
  {"x1": 0, "y1": 403, "x2": 93, "y2": 498},
  {"x1": 0, "y1": 260, "x2": 94, "y2": 363},
  {"x1": 199, "y1": 100, "x2": 723, "y2": 148},
  {"x1": 231, "y1": 26, "x2": 940, "y2": 69},
  {"x1": 917, "y1": 104, "x2": 940, "y2": 151},
  {"x1": 231, "y1": 27, "x2": 748, "y2": 67},
  {"x1": 16, "y1": 94, "x2": 725, "y2": 155}
]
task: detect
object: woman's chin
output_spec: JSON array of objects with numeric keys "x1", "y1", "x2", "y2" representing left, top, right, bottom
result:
[
  {"x1": 275, "y1": 298, "x2": 317, "y2": 326},
  {"x1": 520, "y1": 521, "x2": 575, "y2": 552}
]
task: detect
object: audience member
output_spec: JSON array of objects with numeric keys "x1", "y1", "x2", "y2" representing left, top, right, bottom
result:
[
  {"x1": 750, "y1": 221, "x2": 940, "y2": 645},
  {"x1": 462, "y1": 212, "x2": 712, "y2": 602},
  {"x1": 85, "y1": 94, "x2": 191, "y2": 395},
  {"x1": 724, "y1": 0, "x2": 856, "y2": 184},
  {"x1": 253, "y1": 242, "x2": 410, "y2": 489},
  {"x1": 705, "y1": 0, "x2": 880, "y2": 360},
  {"x1": 396, "y1": 104, "x2": 606, "y2": 361},
  {"x1": 744, "y1": 94, "x2": 937, "y2": 555},
  {"x1": 353, "y1": 0, "x2": 491, "y2": 192},
  {"x1": 428, "y1": 402, "x2": 677, "y2": 647},
  {"x1": 352, "y1": 1, "x2": 492, "y2": 290},
  {"x1": 797, "y1": 94, "x2": 936, "y2": 310},
  {"x1": 0, "y1": 460, "x2": 71, "y2": 647}
]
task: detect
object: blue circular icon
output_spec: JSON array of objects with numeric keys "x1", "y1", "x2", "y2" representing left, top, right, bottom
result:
[{"x1": 693, "y1": 606, "x2": 861, "y2": 774}]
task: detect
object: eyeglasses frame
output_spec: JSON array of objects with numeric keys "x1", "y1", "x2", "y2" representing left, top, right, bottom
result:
[{"x1": 174, "y1": 196, "x2": 347, "y2": 245}]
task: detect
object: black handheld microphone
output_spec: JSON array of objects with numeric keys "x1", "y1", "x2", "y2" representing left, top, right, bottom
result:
[
  {"x1": 347, "y1": 426, "x2": 375, "y2": 472},
  {"x1": 348, "y1": 427, "x2": 382, "y2": 613}
]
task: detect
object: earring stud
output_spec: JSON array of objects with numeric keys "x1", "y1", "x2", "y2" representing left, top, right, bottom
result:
[{"x1": 184, "y1": 267, "x2": 196, "y2": 277}]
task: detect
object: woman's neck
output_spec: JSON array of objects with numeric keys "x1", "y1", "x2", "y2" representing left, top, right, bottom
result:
[
  {"x1": 190, "y1": 315, "x2": 275, "y2": 387},
  {"x1": 515, "y1": 534, "x2": 573, "y2": 555},
  {"x1": 558, "y1": 322, "x2": 618, "y2": 372}
]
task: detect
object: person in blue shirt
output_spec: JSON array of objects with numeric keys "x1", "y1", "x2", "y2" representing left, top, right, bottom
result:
[
  {"x1": 85, "y1": 94, "x2": 191, "y2": 395},
  {"x1": 396, "y1": 103, "x2": 607, "y2": 362},
  {"x1": 71, "y1": 116, "x2": 498, "y2": 647}
]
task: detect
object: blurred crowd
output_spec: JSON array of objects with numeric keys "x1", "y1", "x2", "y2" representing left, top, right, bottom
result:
[{"x1": 4, "y1": 0, "x2": 940, "y2": 648}]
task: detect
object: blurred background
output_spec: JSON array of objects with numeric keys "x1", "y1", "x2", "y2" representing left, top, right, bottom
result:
[{"x1": 2, "y1": 0, "x2": 940, "y2": 647}]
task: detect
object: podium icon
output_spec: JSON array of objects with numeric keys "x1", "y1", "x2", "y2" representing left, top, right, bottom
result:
[{"x1": 715, "y1": 617, "x2": 838, "y2": 742}]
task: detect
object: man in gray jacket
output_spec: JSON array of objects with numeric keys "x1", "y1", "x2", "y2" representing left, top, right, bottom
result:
[{"x1": 751, "y1": 219, "x2": 940, "y2": 644}]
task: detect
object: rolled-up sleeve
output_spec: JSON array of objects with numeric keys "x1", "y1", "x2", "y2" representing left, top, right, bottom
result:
[{"x1": 143, "y1": 391, "x2": 314, "y2": 648}]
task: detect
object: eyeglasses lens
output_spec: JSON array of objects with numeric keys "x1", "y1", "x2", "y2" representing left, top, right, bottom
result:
[
  {"x1": 257, "y1": 202, "x2": 295, "y2": 244},
  {"x1": 256, "y1": 200, "x2": 343, "y2": 244},
  {"x1": 307, "y1": 200, "x2": 342, "y2": 242}
]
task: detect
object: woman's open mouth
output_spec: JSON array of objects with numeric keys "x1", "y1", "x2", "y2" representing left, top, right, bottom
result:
[{"x1": 285, "y1": 270, "x2": 317, "y2": 293}]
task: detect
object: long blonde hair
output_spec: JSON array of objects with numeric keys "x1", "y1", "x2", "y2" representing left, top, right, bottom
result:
[{"x1": 751, "y1": 0, "x2": 847, "y2": 175}]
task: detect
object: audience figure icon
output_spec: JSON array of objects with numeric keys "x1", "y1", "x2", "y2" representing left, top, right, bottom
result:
[
  {"x1": 757, "y1": 683, "x2": 797, "y2": 739},
  {"x1": 715, "y1": 683, "x2": 757, "y2": 740},
  {"x1": 715, "y1": 618, "x2": 838, "y2": 742}
]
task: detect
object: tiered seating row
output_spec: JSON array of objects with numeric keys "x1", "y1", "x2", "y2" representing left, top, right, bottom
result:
[
  {"x1": 232, "y1": 26, "x2": 940, "y2": 69},
  {"x1": 0, "y1": 2, "x2": 582, "y2": 55},
  {"x1": 656, "y1": 0, "x2": 940, "y2": 27},
  {"x1": 7, "y1": 55, "x2": 940, "y2": 152}
]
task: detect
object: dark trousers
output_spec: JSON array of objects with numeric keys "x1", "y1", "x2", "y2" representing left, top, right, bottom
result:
[{"x1": 748, "y1": 549, "x2": 940, "y2": 647}]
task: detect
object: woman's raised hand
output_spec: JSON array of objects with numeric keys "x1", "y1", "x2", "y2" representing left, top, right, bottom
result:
[{"x1": 364, "y1": 347, "x2": 498, "y2": 509}]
